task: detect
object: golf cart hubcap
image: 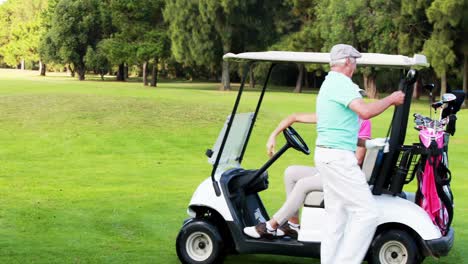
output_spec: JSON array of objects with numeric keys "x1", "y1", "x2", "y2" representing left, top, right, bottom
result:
[
  {"x1": 186, "y1": 232, "x2": 213, "y2": 261},
  {"x1": 379, "y1": 241, "x2": 408, "y2": 264}
]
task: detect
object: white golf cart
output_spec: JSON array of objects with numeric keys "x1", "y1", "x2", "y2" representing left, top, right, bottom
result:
[{"x1": 175, "y1": 51, "x2": 455, "y2": 264}]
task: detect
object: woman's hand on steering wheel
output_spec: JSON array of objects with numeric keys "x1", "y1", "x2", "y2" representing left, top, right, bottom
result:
[{"x1": 266, "y1": 135, "x2": 276, "y2": 158}]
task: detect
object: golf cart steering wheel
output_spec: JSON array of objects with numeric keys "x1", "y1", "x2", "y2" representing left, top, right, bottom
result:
[{"x1": 283, "y1": 126, "x2": 310, "y2": 155}]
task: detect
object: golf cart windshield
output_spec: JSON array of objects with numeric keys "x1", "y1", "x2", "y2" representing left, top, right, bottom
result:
[{"x1": 208, "y1": 112, "x2": 254, "y2": 168}]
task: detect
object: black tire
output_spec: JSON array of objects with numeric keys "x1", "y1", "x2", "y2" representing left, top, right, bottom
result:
[
  {"x1": 369, "y1": 229, "x2": 422, "y2": 264},
  {"x1": 176, "y1": 220, "x2": 225, "y2": 264}
]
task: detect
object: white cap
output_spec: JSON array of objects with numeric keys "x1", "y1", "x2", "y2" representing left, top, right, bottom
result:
[{"x1": 330, "y1": 44, "x2": 362, "y2": 60}]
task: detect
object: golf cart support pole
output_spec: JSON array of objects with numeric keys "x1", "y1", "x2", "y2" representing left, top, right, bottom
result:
[
  {"x1": 372, "y1": 69, "x2": 418, "y2": 195},
  {"x1": 239, "y1": 63, "x2": 276, "y2": 163},
  {"x1": 250, "y1": 144, "x2": 289, "y2": 184},
  {"x1": 210, "y1": 62, "x2": 252, "y2": 196}
]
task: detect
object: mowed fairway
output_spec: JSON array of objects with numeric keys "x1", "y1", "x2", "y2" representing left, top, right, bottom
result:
[{"x1": 0, "y1": 69, "x2": 467, "y2": 263}]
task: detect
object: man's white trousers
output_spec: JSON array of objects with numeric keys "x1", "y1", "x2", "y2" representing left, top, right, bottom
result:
[{"x1": 315, "y1": 147, "x2": 378, "y2": 264}]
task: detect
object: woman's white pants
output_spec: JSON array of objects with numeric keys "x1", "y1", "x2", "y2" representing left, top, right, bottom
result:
[{"x1": 272, "y1": 165, "x2": 321, "y2": 225}]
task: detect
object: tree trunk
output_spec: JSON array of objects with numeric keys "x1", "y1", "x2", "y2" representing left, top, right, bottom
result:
[
  {"x1": 363, "y1": 75, "x2": 368, "y2": 96},
  {"x1": 440, "y1": 71, "x2": 447, "y2": 99},
  {"x1": 412, "y1": 79, "x2": 421, "y2": 99},
  {"x1": 116, "y1": 63, "x2": 125, "y2": 81},
  {"x1": 294, "y1": 63, "x2": 304, "y2": 93},
  {"x1": 220, "y1": 26, "x2": 232, "y2": 90},
  {"x1": 39, "y1": 61, "x2": 46, "y2": 76},
  {"x1": 68, "y1": 64, "x2": 75, "y2": 77},
  {"x1": 76, "y1": 64, "x2": 85, "y2": 81},
  {"x1": 143, "y1": 61, "x2": 149, "y2": 86},
  {"x1": 304, "y1": 66, "x2": 309, "y2": 89},
  {"x1": 21, "y1": 59, "x2": 25, "y2": 70},
  {"x1": 463, "y1": 54, "x2": 467, "y2": 107},
  {"x1": 372, "y1": 78, "x2": 377, "y2": 98},
  {"x1": 150, "y1": 57, "x2": 159, "y2": 87},
  {"x1": 78, "y1": 72, "x2": 85, "y2": 80},
  {"x1": 221, "y1": 60, "x2": 231, "y2": 90},
  {"x1": 138, "y1": 64, "x2": 143, "y2": 77},
  {"x1": 249, "y1": 64, "x2": 255, "y2": 88},
  {"x1": 363, "y1": 74, "x2": 377, "y2": 99},
  {"x1": 124, "y1": 64, "x2": 129, "y2": 79},
  {"x1": 313, "y1": 71, "x2": 317, "y2": 89}
]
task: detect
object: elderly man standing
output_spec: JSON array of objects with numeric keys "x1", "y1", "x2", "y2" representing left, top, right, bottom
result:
[{"x1": 315, "y1": 44, "x2": 405, "y2": 264}]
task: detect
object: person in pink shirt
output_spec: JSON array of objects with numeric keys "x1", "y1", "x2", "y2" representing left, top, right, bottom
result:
[
  {"x1": 244, "y1": 114, "x2": 372, "y2": 239},
  {"x1": 356, "y1": 119, "x2": 371, "y2": 165}
]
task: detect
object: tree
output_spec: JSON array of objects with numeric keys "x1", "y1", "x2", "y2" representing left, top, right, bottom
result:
[
  {"x1": 270, "y1": 0, "x2": 323, "y2": 93},
  {"x1": 84, "y1": 46, "x2": 110, "y2": 80},
  {"x1": 440, "y1": 0, "x2": 468, "y2": 105},
  {"x1": 459, "y1": 13, "x2": 468, "y2": 105},
  {"x1": 398, "y1": 0, "x2": 433, "y2": 56},
  {"x1": 38, "y1": 0, "x2": 60, "y2": 76},
  {"x1": 41, "y1": 0, "x2": 103, "y2": 80},
  {"x1": 164, "y1": 0, "x2": 222, "y2": 84},
  {"x1": 164, "y1": 0, "x2": 286, "y2": 90},
  {"x1": 137, "y1": 30, "x2": 170, "y2": 87},
  {"x1": 397, "y1": 0, "x2": 433, "y2": 99},
  {"x1": 423, "y1": 0, "x2": 465, "y2": 97},
  {"x1": 0, "y1": 2, "x2": 15, "y2": 67},
  {"x1": 316, "y1": 0, "x2": 400, "y2": 98},
  {"x1": 0, "y1": 0, "x2": 48, "y2": 70},
  {"x1": 99, "y1": 0, "x2": 169, "y2": 84},
  {"x1": 98, "y1": 38, "x2": 134, "y2": 81}
]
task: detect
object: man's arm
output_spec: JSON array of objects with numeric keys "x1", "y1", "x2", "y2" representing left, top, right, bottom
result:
[
  {"x1": 266, "y1": 113, "x2": 316, "y2": 157},
  {"x1": 349, "y1": 91, "x2": 405, "y2": 120}
]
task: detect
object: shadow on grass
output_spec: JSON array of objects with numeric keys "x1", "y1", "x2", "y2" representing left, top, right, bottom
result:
[{"x1": 224, "y1": 254, "x2": 319, "y2": 264}]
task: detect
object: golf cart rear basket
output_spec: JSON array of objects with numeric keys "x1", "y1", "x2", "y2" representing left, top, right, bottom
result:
[{"x1": 390, "y1": 144, "x2": 424, "y2": 190}]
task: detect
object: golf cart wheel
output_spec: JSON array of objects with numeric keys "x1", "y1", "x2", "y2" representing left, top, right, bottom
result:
[
  {"x1": 369, "y1": 230, "x2": 421, "y2": 264},
  {"x1": 176, "y1": 220, "x2": 224, "y2": 264}
]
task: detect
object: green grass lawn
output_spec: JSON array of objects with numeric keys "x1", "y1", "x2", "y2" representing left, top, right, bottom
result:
[{"x1": 0, "y1": 69, "x2": 466, "y2": 263}]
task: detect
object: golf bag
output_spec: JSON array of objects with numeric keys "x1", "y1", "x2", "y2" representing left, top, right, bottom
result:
[{"x1": 415, "y1": 128, "x2": 453, "y2": 236}]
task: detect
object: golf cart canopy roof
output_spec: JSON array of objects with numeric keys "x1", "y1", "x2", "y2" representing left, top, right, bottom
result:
[{"x1": 223, "y1": 51, "x2": 429, "y2": 68}]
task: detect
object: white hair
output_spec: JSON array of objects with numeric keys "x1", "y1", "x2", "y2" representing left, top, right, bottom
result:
[{"x1": 330, "y1": 57, "x2": 356, "y2": 67}]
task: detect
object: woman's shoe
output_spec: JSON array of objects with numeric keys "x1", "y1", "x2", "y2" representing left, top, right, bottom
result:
[
  {"x1": 243, "y1": 222, "x2": 285, "y2": 239},
  {"x1": 278, "y1": 223, "x2": 299, "y2": 239}
]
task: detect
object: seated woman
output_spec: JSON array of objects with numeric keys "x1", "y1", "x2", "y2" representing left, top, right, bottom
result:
[{"x1": 243, "y1": 113, "x2": 371, "y2": 239}]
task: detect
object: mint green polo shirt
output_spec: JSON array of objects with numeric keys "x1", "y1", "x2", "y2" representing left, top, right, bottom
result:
[{"x1": 316, "y1": 71, "x2": 362, "y2": 151}]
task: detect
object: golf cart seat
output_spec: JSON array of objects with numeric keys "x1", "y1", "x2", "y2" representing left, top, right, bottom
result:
[
  {"x1": 362, "y1": 148, "x2": 379, "y2": 181},
  {"x1": 304, "y1": 192, "x2": 324, "y2": 207},
  {"x1": 303, "y1": 148, "x2": 379, "y2": 207}
]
